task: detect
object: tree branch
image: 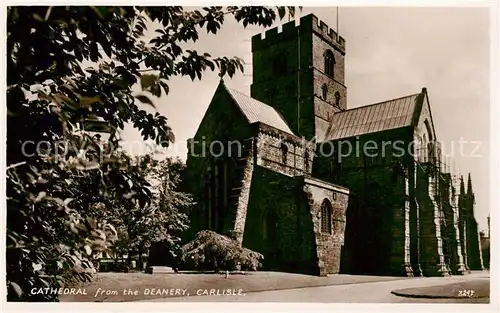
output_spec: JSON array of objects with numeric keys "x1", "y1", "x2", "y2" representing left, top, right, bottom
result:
[{"x1": 7, "y1": 161, "x2": 27, "y2": 170}]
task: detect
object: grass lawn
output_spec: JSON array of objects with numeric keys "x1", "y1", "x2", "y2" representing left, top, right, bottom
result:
[{"x1": 60, "y1": 271, "x2": 411, "y2": 302}]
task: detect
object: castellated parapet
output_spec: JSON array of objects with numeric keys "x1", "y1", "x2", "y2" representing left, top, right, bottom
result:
[{"x1": 252, "y1": 14, "x2": 346, "y2": 53}]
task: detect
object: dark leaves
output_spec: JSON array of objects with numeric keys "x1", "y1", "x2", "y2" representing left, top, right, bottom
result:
[
  {"x1": 135, "y1": 94, "x2": 156, "y2": 108},
  {"x1": 79, "y1": 96, "x2": 101, "y2": 109},
  {"x1": 6, "y1": 5, "x2": 295, "y2": 301},
  {"x1": 140, "y1": 74, "x2": 158, "y2": 90},
  {"x1": 150, "y1": 83, "x2": 161, "y2": 97},
  {"x1": 182, "y1": 230, "x2": 263, "y2": 271}
]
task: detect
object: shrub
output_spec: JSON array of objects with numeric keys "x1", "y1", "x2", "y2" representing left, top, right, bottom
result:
[{"x1": 182, "y1": 230, "x2": 263, "y2": 272}]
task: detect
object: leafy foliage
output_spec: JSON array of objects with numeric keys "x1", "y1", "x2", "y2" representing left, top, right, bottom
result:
[
  {"x1": 106, "y1": 155, "x2": 193, "y2": 270},
  {"x1": 7, "y1": 135, "x2": 124, "y2": 301},
  {"x1": 6, "y1": 6, "x2": 298, "y2": 301},
  {"x1": 182, "y1": 231, "x2": 264, "y2": 272}
]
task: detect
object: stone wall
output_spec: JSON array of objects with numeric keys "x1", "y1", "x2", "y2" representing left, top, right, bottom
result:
[
  {"x1": 457, "y1": 184, "x2": 470, "y2": 271},
  {"x1": 242, "y1": 165, "x2": 348, "y2": 276},
  {"x1": 234, "y1": 121, "x2": 316, "y2": 245},
  {"x1": 415, "y1": 164, "x2": 450, "y2": 276},
  {"x1": 255, "y1": 123, "x2": 315, "y2": 177},
  {"x1": 251, "y1": 14, "x2": 347, "y2": 141},
  {"x1": 242, "y1": 166, "x2": 318, "y2": 274},
  {"x1": 439, "y1": 173, "x2": 466, "y2": 275},
  {"x1": 411, "y1": 89, "x2": 450, "y2": 276},
  {"x1": 311, "y1": 30, "x2": 347, "y2": 140},
  {"x1": 407, "y1": 161, "x2": 423, "y2": 276},
  {"x1": 450, "y1": 178, "x2": 468, "y2": 274},
  {"x1": 303, "y1": 177, "x2": 349, "y2": 276},
  {"x1": 251, "y1": 17, "x2": 314, "y2": 138},
  {"x1": 313, "y1": 129, "x2": 412, "y2": 276},
  {"x1": 232, "y1": 138, "x2": 255, "y2": 245},
  {"x1": 184, "y1": 83, "x2": 254, "y2": 240}
]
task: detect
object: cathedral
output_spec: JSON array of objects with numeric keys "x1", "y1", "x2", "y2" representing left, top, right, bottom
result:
[{"x1": 184, "y1": 14, "x2": 484, "y2": 276}]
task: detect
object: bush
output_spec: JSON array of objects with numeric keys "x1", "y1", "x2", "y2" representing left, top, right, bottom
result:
[{"x1": 182, "y1": 230, "x2": 263, "y2": 272}]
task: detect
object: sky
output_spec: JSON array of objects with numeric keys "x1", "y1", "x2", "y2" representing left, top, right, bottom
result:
[{"x1": 120, "y1": 7, "x2": 491, "y2": 231}]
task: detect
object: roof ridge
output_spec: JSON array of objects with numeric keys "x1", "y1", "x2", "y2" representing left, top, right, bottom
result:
[
  {"x1": 224, "y1": 86, "x2": 295, "y2": 132},
  {"x1": 221, "y1": 82, "x2": 294, "y2": 135},
  {"x1": 221, "y1": 82, "x2": 252, "y2": 125},
  {"x1": 324, "y1": 91, "x2": 421, "y2": 141},
  {"x1": 224, "y1": 84, "x2": 268, "y2": 106},
  {"x1": 339, "y1": 92, "x2": 420, "y2": 113}
]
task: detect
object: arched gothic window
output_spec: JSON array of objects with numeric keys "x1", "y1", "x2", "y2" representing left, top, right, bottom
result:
[
  {"x1": 334, "y1": 91, "x2": 341, "y2": 107},
  {"x1": 280, "y1": 142, "x2": 288, "y2": 165},
  {"x1": 320, "y1": 199, "x2": 333, "y2": 234},
  {"x1": 324, "y1": 50, "x2": 335, "y2": 77},
  {"x1": 321, "y1": 84, "x2": 328, "y2": 100},
  {"x1": 205, "y1": 159, "x2": 230, "y2": 232},
  {"x1": 304, "y1": 149, "x2": 310, "y2": 172}
]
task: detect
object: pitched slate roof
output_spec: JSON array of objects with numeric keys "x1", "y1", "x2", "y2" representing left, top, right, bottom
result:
[
  {"x1": 223, "y1": 83, "x2": 294, "y2": 134},
  {"x1": 324, "y1": 92, "x2": 421, "y2": 141}
]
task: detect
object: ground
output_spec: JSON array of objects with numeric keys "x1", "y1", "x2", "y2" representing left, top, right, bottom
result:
[
  {"x1": 60, "y1": 271, "x2": 409, "y2": 302},
  {"x1": 391, "y1": 279, "x2": 489, "y2": 299},
  {"x1": 143, "y1": 271, "x2": 490, "y2": 303},
  {"x1": 60, "y1": 270, "x2": 490, "y2": 303}
]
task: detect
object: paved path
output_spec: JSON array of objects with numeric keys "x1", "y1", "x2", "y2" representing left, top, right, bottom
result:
[
  {"x1": 61, "y1": 271, "x2": 411, "y2": 302},
  {"x1": 143, "y1": 271, "x2": 490, "y2": 303},
  {"x1": 392, "y1": 279, "x2": 489, "y2": 299}
]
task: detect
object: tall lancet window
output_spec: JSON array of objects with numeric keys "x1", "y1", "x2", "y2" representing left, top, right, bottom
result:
[
  {"x1": 280, "y1": 142, "x2": 288, "y2": 165},
  {"x1": 304, "y1": 149, "x2": 310, "y2": 172},
  {"x1": 334, "y1": 91, "x2": 341, "y2": 108},
  {"x1": 324, "y1": 50, "x2": 335, "y2": 78},
  {"x1": 321, "y1": 84, "x2": 328, "y2": 100},
  {"x1": 321, "y1": 199, "x2": 333, "y2": 234},
  {"x1": 207, "y1": 159, "x2": 229, "y2": 233}
]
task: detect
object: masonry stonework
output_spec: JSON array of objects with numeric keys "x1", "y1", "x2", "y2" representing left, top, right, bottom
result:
[
  {"x1": 251, "y1": 14, "x2": 346, "y2": 141},
  {"x1": 184, "y1": 13, "x2": 484, "y2": 277},
  {"x1": 439, "y1": 173, "x2": 467, "y2": 275},
  {"x1": 464, "y1": 175, "x2": 484, "y2": 270},
  {"x1": 303, "y1": 178, "x2": 349, "y2": 276}
]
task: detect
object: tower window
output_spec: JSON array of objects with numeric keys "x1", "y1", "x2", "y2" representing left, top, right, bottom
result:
[
  {"x1": 273, "y1": 53, "x2": 287, "y2": 75},
  {"x1": 321, "y1": 84, "x2": 328, "y2": 100},
  {"x1": 304, "y1": 149, "x2": 310, "y2": 172},
  {"x1": 321, "y1": 199, "x2": 333, "y2": 234},
  {"x1": 324, "y1": 50, "x2": 335, "y2": 77},
  {"x1": 280, "y1": 142, "x2": 288, "y2": 165},
  {"x1": 334, "y1": 91, "x2": 341, "y2": 107}
]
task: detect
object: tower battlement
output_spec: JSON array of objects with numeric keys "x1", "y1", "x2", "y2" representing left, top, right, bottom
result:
[{"x1": 252, "y1": 14, "x2": 345, "y2": 52}]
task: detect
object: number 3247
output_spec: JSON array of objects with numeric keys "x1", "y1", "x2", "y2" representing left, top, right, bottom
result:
[{"x1": 458, "y1": 290, "x2": 475, "y2": 297}]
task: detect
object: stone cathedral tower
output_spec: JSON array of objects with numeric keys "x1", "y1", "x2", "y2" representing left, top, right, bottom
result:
[
  {"x1": 251, "y1": 14, "x2": 347, "y2": 141},
  {"x1": 186, "y1": 13, "x2": 484, "y2": 277}
]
